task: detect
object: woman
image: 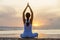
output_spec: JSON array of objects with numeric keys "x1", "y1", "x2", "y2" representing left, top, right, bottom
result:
[{"x1": 21, "y1": 3, "x2": 38, "y2": 38}]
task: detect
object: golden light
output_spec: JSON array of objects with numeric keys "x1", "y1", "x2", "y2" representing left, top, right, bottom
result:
[
  {"x1": 32, "y1": 20, "x2": 44, "y2": 27},
  {"x1": 33, "y1": 23, "x2": 39, "y2": 27},
  {"x1": 38, "y1": 33, "x2": 46, "y2": 38}
]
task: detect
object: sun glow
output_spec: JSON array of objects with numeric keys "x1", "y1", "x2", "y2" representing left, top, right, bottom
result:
[
  {"x1": 33, "y1": 21, "x2": 44, "y2": 27},
  {"x1": 38, "y1": 33, "x2": 46, "y2": 38}
]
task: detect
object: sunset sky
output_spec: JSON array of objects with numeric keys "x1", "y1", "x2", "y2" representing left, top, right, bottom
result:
[{"x1": 0, "y1": 0, "x2": 60, "y2": 29}]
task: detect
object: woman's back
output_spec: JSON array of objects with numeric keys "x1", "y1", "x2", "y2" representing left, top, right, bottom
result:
[{"x1": 24, "y1": 19, "x2": 32, "y2": 33}]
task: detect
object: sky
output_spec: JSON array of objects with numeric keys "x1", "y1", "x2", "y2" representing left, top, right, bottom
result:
[{"x1": 0, "y1": 0, "x2": 60, "y2": 29}]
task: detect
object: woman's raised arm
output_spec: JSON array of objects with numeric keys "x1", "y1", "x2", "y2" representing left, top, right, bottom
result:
[
  {"x1": 28, "y1": 4, "x2": 33, "y2": 24},
  {"x1": 23, "y1": 5, "x2": 28, "y2": 24}
]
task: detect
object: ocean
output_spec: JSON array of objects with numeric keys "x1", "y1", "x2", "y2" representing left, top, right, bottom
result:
[{"x1": 0, "y1": 29, "x2": 60, "y2": 38}]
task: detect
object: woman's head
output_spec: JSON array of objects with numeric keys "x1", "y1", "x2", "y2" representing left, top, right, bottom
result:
[{"x1": 26, "y1": 12, "x2": 30, "y2": 19}]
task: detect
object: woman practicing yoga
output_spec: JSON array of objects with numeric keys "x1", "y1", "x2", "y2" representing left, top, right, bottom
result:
[{"x1": 21, "y1": 3, "x2": 38, "y2": 38}]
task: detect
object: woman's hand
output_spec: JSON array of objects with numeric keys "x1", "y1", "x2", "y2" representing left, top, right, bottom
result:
[{"x1": 27, "y1": 3, "x2": 29, "y2": 7}]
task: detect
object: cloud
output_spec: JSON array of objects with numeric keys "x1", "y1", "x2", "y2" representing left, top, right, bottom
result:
[
  {"x1": 35, "y1": 7, "x2": 60, "y2": 29},
  {"x1": 0, "y1": 6, "x2": 22, "y2": 27},
  {"x1": 39, "y1": 17, "x2": 60, "y2": 29}
]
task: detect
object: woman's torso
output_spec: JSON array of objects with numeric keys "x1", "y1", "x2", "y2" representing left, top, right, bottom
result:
[{"x1": 24, "y1": 19, "x2": 32, "y2": 32}]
